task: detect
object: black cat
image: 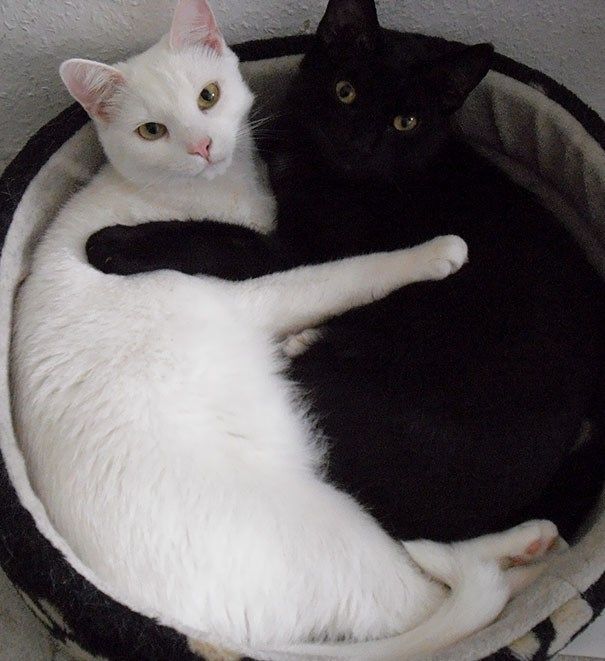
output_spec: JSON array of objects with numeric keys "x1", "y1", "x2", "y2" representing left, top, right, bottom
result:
[{"x1": 87, "y1": 0, "x2": 605, "y2": 541}]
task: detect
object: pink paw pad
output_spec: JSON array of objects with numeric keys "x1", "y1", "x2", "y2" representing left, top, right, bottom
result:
[{"x1": 510, "y1": 531, "x2": 557, "y2": 565}]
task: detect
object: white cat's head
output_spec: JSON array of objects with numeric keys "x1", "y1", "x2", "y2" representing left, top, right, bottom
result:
[{"x1": 60, "y1": 0, "x2": 253, "y2": 185}]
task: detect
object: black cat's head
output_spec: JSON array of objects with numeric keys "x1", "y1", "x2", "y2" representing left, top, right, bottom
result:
[{"x1": 288, "y1": 0, "x2": 493, "y2": 181}]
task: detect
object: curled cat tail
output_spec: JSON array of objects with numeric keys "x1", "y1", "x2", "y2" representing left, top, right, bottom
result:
[
  {"x1": 253, "y1": 520, "x2": 556, "y2": 661},
  {"x1": 253, "y1": 562, "x2": 508, "y2": 661}
]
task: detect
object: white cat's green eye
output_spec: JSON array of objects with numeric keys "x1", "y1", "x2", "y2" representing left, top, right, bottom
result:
[
  {"x1": 336, "y1": 80, "x2": 356, "y2": 105},
  {"x1": 136, "y1": 122, "x2": 168, "y2": 140},
  {"x1": 198, "y1": 82, "x2": 220, "y2": 110},
  {"x1": 393, "y1": 115, "x2": 419, "y2": 132}
]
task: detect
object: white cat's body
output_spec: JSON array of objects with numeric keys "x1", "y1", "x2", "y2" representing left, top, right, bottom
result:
[
  {"x1": 12, "y1": 146, "x2": 448, "y2": 648},
  {"x1": 11, "y1": 2, "x2": 557, "y2": 658}
]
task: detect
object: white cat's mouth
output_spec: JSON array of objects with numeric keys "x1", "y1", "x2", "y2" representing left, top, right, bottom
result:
[
  {"x1": 198, "y1": 154, "x2": 227, "y2": 167},
  {"x1": 177, "y1": 154, "x2": 230, "y2": 178},
  {"x1": 203, "y1": 157, "x2": 231, "y2": 180}
]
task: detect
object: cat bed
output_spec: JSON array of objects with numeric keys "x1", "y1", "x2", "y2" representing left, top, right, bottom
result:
[{"x1": 1, "y1": 35, "x2": 604, "y2": 661}]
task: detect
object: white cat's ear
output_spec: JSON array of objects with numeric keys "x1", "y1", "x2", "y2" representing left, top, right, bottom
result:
[
  {"x1": 169, "y1": 0, "x2": 225, "y2": 54},
  {"x1": 60, "y1": 59, "x2": 125, "y2": 122}
]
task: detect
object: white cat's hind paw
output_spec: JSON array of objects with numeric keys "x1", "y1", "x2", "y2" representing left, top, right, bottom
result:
[
  {"x1": 424, "y1": 235, "x2": 468, "y2": 280},
  {"x1": 507, "y1": 520, "x2": 559, "y2": 566},
  {"x1": 281, "y1": 328, "x2": 323, "y2": 358},
  {"x1": 455, "y1": 519, "x2": 558, "y2": 567}
]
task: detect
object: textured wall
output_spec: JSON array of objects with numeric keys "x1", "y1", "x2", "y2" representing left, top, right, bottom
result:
[{"x1": 1, "y1": 0, "x2": 603, "y2": 173}]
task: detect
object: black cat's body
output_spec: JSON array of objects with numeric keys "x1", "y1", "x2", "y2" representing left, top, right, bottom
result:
[
  {"x1": 87, "y1": 0, "x2": 605, "y2": 541},
  {"x1": 271, "y1": 136, "x2": 605, "y2": 541},
  {"x1": 267, "y1": 10, "x2": 605, "y2": 540}
]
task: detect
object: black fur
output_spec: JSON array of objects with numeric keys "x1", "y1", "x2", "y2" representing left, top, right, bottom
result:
[
  {"x1": 87, "y1": 2, "x2": 605, "y2": 542},
  {"x1": 86, "y1": 220, "x2": 286, "y2": 279}
]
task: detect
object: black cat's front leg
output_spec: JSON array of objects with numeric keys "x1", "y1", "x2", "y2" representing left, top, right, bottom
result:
[
  {"x1": 86, "y1": 220, "x2": 290, "y2": 280},
  {"x1": 87, "y1": 224, "x2": 156, "y2": 275}
]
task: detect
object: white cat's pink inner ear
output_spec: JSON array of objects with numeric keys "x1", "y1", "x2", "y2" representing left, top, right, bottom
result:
[
  {"x1": 169, "y1": 0, "x2": 224, "y2": 53},
  {"x1": 60, "y1": 59, "x2": 125, "y2": 122}
]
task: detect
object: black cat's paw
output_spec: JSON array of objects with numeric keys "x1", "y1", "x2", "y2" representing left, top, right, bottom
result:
[{"x1": 86, "y1": 225, "x2": 146, "y2": 275}]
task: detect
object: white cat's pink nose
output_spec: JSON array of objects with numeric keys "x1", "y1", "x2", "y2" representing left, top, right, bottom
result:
[{"x1": 188, "y1": 138, "x2": 212, "y2": 160}]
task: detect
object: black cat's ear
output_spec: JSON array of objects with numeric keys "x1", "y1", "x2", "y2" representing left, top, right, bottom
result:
[
  {"x1": 430, "y1": 43, "x2": 494, "y2": 112},
  {"x1": 317, "y1": 0, "x2": 381, "y2": 57}
]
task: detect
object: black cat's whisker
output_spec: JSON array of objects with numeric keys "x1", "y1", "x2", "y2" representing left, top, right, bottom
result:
[
  {"x1": 250, "y1": 104, "x2": 287, "y2": 119},
  {"x1": 248, "y1": 129, "x2": 277, "y2": 141},
  {"x1": 269, "y1": 152, "x2": 307, "y2": 177}
]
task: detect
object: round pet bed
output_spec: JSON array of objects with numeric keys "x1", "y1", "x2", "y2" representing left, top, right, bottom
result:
[{"x1": 0, "y1": 36, "x2": 604, "y2": 661}]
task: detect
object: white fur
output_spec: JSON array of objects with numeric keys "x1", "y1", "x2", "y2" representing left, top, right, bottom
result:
[{"x1": 11, "y1": 1, "x2": 556, "y2": 657}]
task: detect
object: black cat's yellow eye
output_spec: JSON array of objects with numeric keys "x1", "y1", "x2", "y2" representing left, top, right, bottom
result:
[
  {"x1": 136, "y1": 122, "x2": 168, "y2": 140},
  {"x1": 336, "y1": 80, "x2": 357, "y2": 104},
  {"x1": 198, "y1": 82, "x2": 220, "y2": 110},
  {"x1": 393, "y1": 115, "x2": 419, "y2": 132}
]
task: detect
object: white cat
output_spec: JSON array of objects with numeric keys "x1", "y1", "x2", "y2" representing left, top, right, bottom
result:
[{"x1": 11, "y1": 1, "x2": 558, "y2": 659}]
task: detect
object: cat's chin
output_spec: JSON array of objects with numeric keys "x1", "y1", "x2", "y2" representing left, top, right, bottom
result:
[
  {"x1": 202, "y1": 157, "x2": 232, "y2": 181},
  {"x1": 321, "y1": 152, "x2": 386, "y2": 184},
  {"x1": 307, "y1": 128, "x2": 387, "y2": 183}
]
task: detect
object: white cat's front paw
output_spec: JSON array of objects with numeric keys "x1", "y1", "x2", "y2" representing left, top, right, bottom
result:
[{"x1": 423, "y1": 235, "x2": 468, "y2": 280}]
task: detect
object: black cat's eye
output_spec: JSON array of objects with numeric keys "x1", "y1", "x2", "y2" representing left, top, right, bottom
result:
[
  {"x1": 136, "y1": 123, "x2": 168, "y2": 140},
  {"x1": 198, "y1": 82, "x2": 220, "y2": 110},
  {"x1": 393, "y1": 115, "x2": 419, "y2": 132},
  {"x1": 336, "y1": 80, "x2": 357, "y2": 104}
]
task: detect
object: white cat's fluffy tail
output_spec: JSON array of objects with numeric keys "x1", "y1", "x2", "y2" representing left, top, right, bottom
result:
[
  {"x1": 253, "y1": 519, "x2": 558, "y2": 660},
  {"x1": 253, "y1": 542, "x2": 516, "y2": 661}
]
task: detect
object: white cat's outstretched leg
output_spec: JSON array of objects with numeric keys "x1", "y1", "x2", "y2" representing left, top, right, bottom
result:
[{"x1": 229, "y1": 235, "x2": 468, "y2": 337}]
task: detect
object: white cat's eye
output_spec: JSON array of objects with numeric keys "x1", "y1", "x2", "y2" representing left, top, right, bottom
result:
[
  {"x1": 336, "y1": 80, "x2": 357, "y2": 105},
  {"x1": 136, "y1": 122, "x2": 168, "y2": 140},
  {"x1": 198, "y1": 82, "x2": 220, "y2": 110},
  {"x1": 393, "y1": 115, "x2": 419, "y2": 132}
]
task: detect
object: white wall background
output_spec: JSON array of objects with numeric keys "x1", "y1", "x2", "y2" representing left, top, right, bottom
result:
[{"x1": 0, "y1": 0, "x2": 604, "y2": 174}]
